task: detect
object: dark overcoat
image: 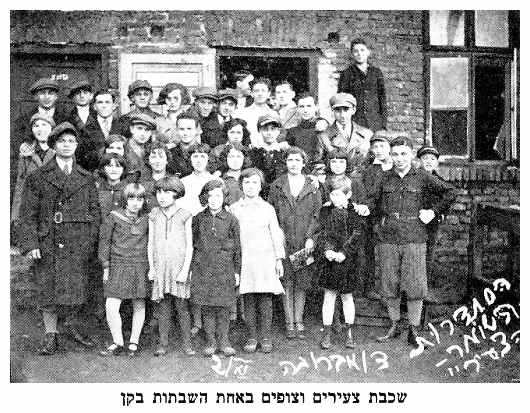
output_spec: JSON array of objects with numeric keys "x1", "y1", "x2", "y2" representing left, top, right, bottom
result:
[
  {"x1": 338, "y1": 65, "x2": 387, "y2": 131},
  {"x1": 19, "y1": 158, "x2": 101, "y2": 306},
  {"x1": 190, "y1": 208, "x2": 241, "y2": 307},
  {"x1": 77, "y1": 116, "x2": 121, "y2": 171}
]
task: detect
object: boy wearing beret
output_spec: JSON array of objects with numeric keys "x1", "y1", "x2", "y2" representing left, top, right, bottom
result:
[
  {"x1": 338, "y1": 38, "x2": 387, "y2": 132},
  {"x1": 19, "y1": 122, "x2": 100, "y2": 355},
  {"x1": 368, "y1": 137, "x2": 454, "y2": 348}
]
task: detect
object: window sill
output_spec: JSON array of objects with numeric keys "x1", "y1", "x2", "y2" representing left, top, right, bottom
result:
[{"x1": 437, "y1": 161, "x2": 519, "y2": 183}]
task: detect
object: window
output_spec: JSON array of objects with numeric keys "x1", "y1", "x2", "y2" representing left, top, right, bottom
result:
[
  {"x1": 424, "y1": 10, "x2": 519, "y2": 161},
  {"x1": 215, "y1": 47, "x2": 319, "y2": 99}
]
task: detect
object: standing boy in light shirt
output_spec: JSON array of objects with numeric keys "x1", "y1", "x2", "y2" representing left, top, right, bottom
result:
[{"x1": 235, "y1": 77, "x2": 277, "y2": 148}]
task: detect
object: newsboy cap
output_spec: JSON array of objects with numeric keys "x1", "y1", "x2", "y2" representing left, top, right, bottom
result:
[
  {"x1": 129, "y1": 113, "x2": 157, "y2": 130},
  {"x1": 370, "y1": 131, "x2": 390, "y2": 144},
  {"x1": 193, "y1": 87, "x2": 218, "y2": 101},
  {"x1": 67, "y1": 78, "x2": 93, "y2": 98},
  {"x1": 257, "y1": 113, "x2": 282, "y2": 129},
  {"x1": 48, "y1": 122, "x2": 79, "y2": 146},
  {"x1": 30, "y1": 78, "x2": 60, "y2": 94},
  {"x1": 329, "y1": 93, "x2": 357, "y2": 109},
  {"x1": 217, "y1": 89, "x2": 239, "y2": 103},
  {"x1": 417, "y1": 145, "x2": 440, "y2": 158},
  {"x1": 128, "y1": 80, "x2": 153, "y2": 98},
  {"x1": 29, "y1": 113, "x2": 56, "y2": 129}
]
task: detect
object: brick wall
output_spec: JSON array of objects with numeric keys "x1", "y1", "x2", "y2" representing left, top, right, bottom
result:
[
  {"x1": 10, "y1": 10, "x2": 519, "y2": 303},
  {"x1": 11, "y1": 10, "x2": 424, "y2": 138}
]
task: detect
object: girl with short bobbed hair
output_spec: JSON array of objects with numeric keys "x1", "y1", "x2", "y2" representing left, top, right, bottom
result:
[
  {"x1": 98, "y1": 182, "x2": 150, "y2": 357},
  {"x1": 156, "y1": 83, "x2": 191, "y2": 147}
]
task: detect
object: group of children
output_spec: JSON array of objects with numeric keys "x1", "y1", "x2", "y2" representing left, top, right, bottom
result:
[{"x1": 13, "y1": 39, "x2": 455, "y2": 358}]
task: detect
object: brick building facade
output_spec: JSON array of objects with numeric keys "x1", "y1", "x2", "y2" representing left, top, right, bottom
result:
[{"x1": 10, "y1": 10, "x2": 520, "y2": 303}]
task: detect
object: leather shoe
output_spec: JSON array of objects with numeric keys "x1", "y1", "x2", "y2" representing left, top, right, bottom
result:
[
  {"x1": 39, "y1": 333, "x2": 57, "y2": 355},
  {"x1": 100, "y1": 343, "x2": 124, "y2": 356},
  {"x1": 154, "y1": 345, "x2": 168, "y2": 357},
  {"x1": 66, "y1": 325, "x2": 95, "y2": 348},
  {"x1": 408, "y1": 325, "x2": 420, "y2": 347},
  {"x1": 127, "y1": 343, "x2": 139, "y2": 357},
  {"x1": 376, "y1": 321, "x2": 400, "y2": 342}
]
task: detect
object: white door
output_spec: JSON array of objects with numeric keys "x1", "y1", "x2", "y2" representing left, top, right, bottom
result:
[{"x1": 119, "y1": 51, "x2": 216, "y2": 114}]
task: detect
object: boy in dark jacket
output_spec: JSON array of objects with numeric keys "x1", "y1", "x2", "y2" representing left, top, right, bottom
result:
[{"x1": 338, "y1": 38, "x2": 387, "y2": 132}]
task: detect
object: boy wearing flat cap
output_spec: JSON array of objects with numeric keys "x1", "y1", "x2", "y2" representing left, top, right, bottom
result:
[
  {"x1": 417, "y1": 144, "x2": 448, "y2": 295},
  {"x1": 119, "y1": 80, "x2": 160, "y2": 139},
  {"x1": 19, "y1": 121, "x2": 100, "y2": 355},
  {"x1": 185, "y1": 87, "x2": 219, "y2": 148},
  {"x1": 338, "y1": 38, "x2": 387, "y2": 132},
  {"x1": 320, "y1": 93, "x2": 373, "y2": 174},
  {"x1": 67, "y1": 78, "x2": 96, "y2": 131},
  {"x1": 124, "y1": 113, "x2": 157, "y2": 180},
  {"x1": 11, "y1": 78, "x2": 69, "y2": 202},
  {"x1": 368, "y1": 137, "x2": 454, "y2": 349}
]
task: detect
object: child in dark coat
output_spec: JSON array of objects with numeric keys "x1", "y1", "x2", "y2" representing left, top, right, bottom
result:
[{"x1": 318, "y1": 175, "x2": 369, "y2": 350}]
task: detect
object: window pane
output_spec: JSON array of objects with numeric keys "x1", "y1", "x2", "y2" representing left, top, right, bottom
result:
[
  {"x1": 429, "y1": 11, "x2": 465, "y2": 46},
  {"x1": 430, "y1": 57, "x2": 469, "y2": 109},
  {"x1": 475, "y1": 60, "x2": 509, "y2": 160},
  {"x1": 432, "y1": 110, "x2": 468, "y2": 156},
  {"x1": 475, "y1": 10, "x2": 509, "y2": 47}
]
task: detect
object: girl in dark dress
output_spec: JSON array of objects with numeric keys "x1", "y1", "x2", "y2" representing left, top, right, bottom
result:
[
  {"x1": 190, "y1": 180, "x2": 241, "y2": 357},
  {"x1": 318, "y1": 175, "x2": 369, "y2": 350}
]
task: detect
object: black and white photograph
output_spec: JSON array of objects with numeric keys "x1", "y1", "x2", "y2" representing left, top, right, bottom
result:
[{"x1": 7, "y1": 4, "x2": 522, "y2": 410}]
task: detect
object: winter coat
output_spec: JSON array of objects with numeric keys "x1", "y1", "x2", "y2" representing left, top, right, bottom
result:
[
  {"x1": 11, "y1": 143, "x2": 55, "y2": 223},
  {"x1": 19, "y1": 158, "x2": 100, "y2": 306}
]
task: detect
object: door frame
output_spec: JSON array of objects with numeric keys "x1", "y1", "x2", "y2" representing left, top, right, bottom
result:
[{"x1": 119, "y1": 51, "x2": 217, "y2": 114}]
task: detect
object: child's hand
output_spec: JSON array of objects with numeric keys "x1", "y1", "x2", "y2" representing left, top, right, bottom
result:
[
  {"x1": 176, "y1": 270, "x2": 189, "y2": 283},
  {"x1": 27, "y1": 248, "x2": 41, "y2": 260},
  {"x1": 419, "y1": 209, "x2": 435, "y2": 224},
  {"x1": 324, "y1": 250, "x2": 336, "y2": 261},
  {"x1": 103, "y1": 268, "x2": 109, "y2": 282},
  {"x1": 212, "y1": 170, "x2": 222, "y2": 178},
  {"x1": 234, "y1": 273, "x2": 240, "y2": 287},
  {"x1": 275, "y1": 259, "x2": 284, "y2": 278},
  {"x1": 315, "y1": 119, "x2": 329, "y2": 132},
  {"x1": 305, "y1": 238, "x2": 314, "y2": 255},
  {"x1": 353, "y1": 203, "x2": 370, "y2": 216},
  {"x1": 335, "y1": 252, "x2": 346, "y2": 263},
  {"x1": 278, "y1": 141, "x2": 290, "y2": 150},
  {"x1": 147, "y1": 269, "x2": 155, "y2": 281}
]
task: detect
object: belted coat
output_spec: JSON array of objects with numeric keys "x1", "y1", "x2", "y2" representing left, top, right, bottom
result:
[{"x1": 19, "y1": 158, "x2": 101, "y2": 306}]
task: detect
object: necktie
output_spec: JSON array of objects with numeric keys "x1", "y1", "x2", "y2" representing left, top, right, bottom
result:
[
  {"x1": 63, "y1": 163, "x2": 71, "y2": 175},
  {"x1": 104, "y1": 118, "x2": 111, "y2": 137}
]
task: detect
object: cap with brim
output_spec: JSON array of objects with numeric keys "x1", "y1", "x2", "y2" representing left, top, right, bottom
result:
[
  {"x1": 128, "y1": 80, "x2": 153, "y2": 98},
  {"x1": 257, "y1": 113, "x2": 282, "y2": 129},
  {"x1": 48, "y1": 122, "x2": 78, "y2": 146},
  {"x1": 329, "y1": 93, "x2": 356, "y2": 109},
  {"x1": 29, "y1": 113, "x2": 56, "y2": 129},
  {"x1": 30, "y1": 78, "x2": 60, "y2": 94},
  {"x1": 193, "y1": 87, "x2": 218, "y2": 102},
  {"x1": 417, "y1": 145, "x2": 440, "y2": 158},
  {"x1": 67, "y1": 79, "x2": 93, "y2": 98},
  {"x1": 370, "y1": 134, "x2": 389, "y2": 144},
  {"x1": 217, "y1": 89, "x2": 239, "y2": 103},
  {"x1": 129, "y1": 113, "x2": 156, "y2": 130}
]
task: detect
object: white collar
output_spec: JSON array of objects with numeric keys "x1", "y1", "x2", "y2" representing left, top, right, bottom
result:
[{"x1": 56, "y1": 157, "x2": 73, "y2": 170}]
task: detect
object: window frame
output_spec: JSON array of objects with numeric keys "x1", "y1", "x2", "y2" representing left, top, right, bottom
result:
[{"x1": 422, "y1": 10, "x2": 519, "y2": 164}]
